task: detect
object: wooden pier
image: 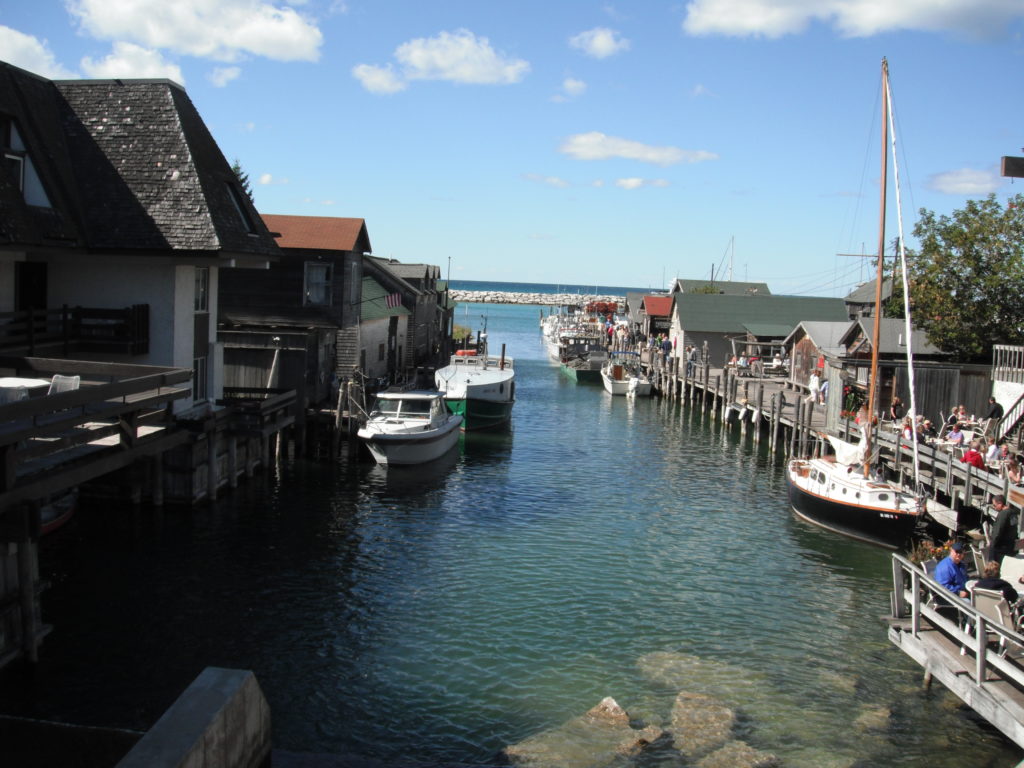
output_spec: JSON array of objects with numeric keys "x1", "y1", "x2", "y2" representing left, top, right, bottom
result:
[{"x1": 646, "y1": 354, "x2": 1018, "y2": 534}]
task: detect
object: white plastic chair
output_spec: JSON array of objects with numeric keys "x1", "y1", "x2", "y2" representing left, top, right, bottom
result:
[{"x1": 47, "y1": 374, "x2": 80, "y2": 395}]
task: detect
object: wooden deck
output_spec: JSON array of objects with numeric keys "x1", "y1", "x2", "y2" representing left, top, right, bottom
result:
[{"x1": 890, "y1": 554, "x2": 1024, "y2": 761}]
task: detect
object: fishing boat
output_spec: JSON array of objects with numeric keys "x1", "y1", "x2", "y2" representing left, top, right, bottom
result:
[
  {"x1": 786, "y1": 58, "x2": 922, "y2": 549},
  {"x1": 357, "y1": 390, "x2": 463, "y2": 466},
  {"x1": 558, "y1": 331, "x2": 607, "y2": 384},
  {"x1": 434, "y1": 336, "x2": 515, "y2": 430},
  {"x1": 600, "y1": 351, "x2": 652, "y2": 397}
]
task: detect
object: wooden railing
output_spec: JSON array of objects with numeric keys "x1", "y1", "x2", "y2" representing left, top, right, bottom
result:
[
  {"x1": 0, "y1": 305, "x2": 149, "y2": 356},
  {"x1": 0, "y1": 356, "x2": 192, "y2": 513},
  {"x1": 992, "y1": 345, "x2": 1024, "y2": 385},
  {"x1": 890, "y1": 553, "x2": 1024, "y2": 690}
]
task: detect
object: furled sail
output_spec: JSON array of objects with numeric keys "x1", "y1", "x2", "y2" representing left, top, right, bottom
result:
[{"x1": 827, "y1": 433, "x2": 868, "y2": 466}]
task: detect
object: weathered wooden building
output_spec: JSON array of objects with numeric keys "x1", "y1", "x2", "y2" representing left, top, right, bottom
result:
[{"x1": 0, "y1": 62, "x2": 290, "y2": 668}]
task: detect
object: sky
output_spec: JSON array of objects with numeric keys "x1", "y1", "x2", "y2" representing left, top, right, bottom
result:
[{"x1": 2, "y1": 1, "x2": 1023, "y2": 296}]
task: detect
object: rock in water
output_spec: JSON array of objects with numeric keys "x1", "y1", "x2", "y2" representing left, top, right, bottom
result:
[
  {"x1": 502, "y1": 696, "x2": 665, "y2": 768},
  {"x1": 695, "y1": 740, "x2": 780, "y2": 768},
  {"x1": 669, "y1": 691, "x2": 736, "y2": 758}
]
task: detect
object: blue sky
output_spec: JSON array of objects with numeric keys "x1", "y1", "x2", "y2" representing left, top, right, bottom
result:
[{"x1": 3, "y1": 1, "x2": 1023, "y2": 296}]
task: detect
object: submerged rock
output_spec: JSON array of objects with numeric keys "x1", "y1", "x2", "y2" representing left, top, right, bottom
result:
[
  {"x1": 502, "y1": 696, "x2": 665, "y2": 768},
  {"x1": 853, "y1": 705, "x2": 892, "y2": 732},
  {"x1": 695, "y1": 740, "x2": 780, "y2": 768},
  {"x1": 669, "y1": 691, "x2": 736, "y2": 758},
  {"x1": 636, "y1": 651, "x2": 769, "y2": 698}
]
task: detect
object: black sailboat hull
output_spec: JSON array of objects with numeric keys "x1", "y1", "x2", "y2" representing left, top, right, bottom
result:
[{"x1": 786, "y1": 472, "x2": 917, "y2": 550}]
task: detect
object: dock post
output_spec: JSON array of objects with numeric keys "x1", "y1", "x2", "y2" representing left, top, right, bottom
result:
[
  {"x1": 754, "y1": 385, "x2": 764, "y2": 445},
  {"x1": 152, "y1": 455, "x2": 164, "y2": 507}
]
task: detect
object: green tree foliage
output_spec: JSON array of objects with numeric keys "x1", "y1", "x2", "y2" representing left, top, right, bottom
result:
[
  {"x1": 231, "y1": 158, "x2": 254, "y2": 203},
  {"x1": 901, "y1": 193, "x2": 1024, "y2": 361}
]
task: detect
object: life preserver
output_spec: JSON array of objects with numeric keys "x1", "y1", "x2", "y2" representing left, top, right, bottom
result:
[{"x1": 455, "y1": 349, "x2": 478, "y2": 356}]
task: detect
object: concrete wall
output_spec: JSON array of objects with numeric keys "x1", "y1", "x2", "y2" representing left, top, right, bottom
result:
[{"x1": 116, "y1": 667, "x2": 270, "y2": 768}]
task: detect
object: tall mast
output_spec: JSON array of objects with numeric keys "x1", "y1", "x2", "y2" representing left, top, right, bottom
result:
[{"x1": 864, "y1": 58, "x2": 889, "y2": 477}]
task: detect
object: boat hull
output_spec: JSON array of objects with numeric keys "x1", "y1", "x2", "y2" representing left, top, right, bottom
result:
[
  {"x1": 444, "y1": 397, "x2": 514, "y2": 430},
  {"x1": 786, "y1": 463, "x2": 918, "y2": 549},
  {"x1": 560, "y1": 363, "x2": 602, "y2": 384},
  {"x1": 359, "y1": 420, "x2": 462, "y2": 466}
]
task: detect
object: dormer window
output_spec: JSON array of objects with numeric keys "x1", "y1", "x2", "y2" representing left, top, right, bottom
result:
[
  {"x1": 1, "y1": 114, "x2": 51, "y2": 208},
  {"x1": 225, "y1": 182, "x2": 256, "y2": 234}
]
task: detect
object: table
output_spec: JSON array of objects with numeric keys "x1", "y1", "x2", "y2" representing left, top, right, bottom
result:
[{"x1": 0, "y1": 376, "x2": 50, "y2": 403}]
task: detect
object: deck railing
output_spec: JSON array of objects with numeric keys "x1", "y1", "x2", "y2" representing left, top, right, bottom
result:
[
  {"x1": 890, "y1": 553, "x2": 1024, "y2": 690},
  {"x1": 0, "y1": 356, "x2": 192, "y2": 512},
  {"x1": 0, "y1": 305, "x2": 149, "y2": 356},
  {"x1": 992, "y1": 345, "x2": 1024, "y2": 385}
]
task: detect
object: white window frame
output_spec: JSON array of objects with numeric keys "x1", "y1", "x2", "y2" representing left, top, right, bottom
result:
[{"x1": 194, "y1": 266, "x2": 209, "y2": 313}]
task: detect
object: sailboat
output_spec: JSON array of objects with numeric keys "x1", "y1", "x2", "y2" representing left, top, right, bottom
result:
[{"x1": 786, "y1": 59, "x2": 922, "y2": 549}]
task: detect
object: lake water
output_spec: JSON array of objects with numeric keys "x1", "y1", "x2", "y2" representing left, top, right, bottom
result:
[{"x1": 1, "y1": 299, "x2": 1020, "y2": 766}]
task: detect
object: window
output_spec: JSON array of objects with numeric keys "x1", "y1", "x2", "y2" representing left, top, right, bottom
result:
[
  {"x1": 194, "y1": 267, "x2": 209, "y2": 312},
  {"x1": 378, "y1": 343, "x2": 385, "y2": 362},
  {"x1": 304, "y1": 262, "x2": 332, "y2": 306},
  {"x1": 2, "y1": 115, "x2": 50, "y2": 207},
  {"x1": 193, "y1": 356, "x2": 208, "y2": 402},
  {"x1": 225, "y1": 182, "x2": 256, "y2": 233}
]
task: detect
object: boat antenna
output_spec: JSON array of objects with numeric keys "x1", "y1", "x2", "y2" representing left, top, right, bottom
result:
[{"x1": 864, "y1": 57, "x2": 888, "y2": 480}]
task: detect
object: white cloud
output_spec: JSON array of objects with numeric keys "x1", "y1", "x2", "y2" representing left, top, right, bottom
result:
[
  {"x1": 569, "y1": 27, "x2": 630, "y2": 58},
  {"x1": 352, "y1": 63, "x2": 407, "y2": 93},
  {"x1": 681, "y1": 0, "x2": 1023, "y2": 39},
  {"x1": 81, "y1": 42, "x2": 185, "y2": 83},
  {"x1": 0, "y1": 26, "x2": 76, "y2": 78},
  {"x1": 563, "y1": 77, "x2": 587, "y2": 96},
  {"x1": 523, "y1": 173, "x2": 570, "y2": 188},
  {"x1": 615, "y1": 178, "x2": 670, "y2": 189},
  {"x1": 208, "y1": 66, "x2": 241, "y2": 87},
  {"x1": 354, "y1": 29, "x2": 529, "y2": 93},
  {"x1": 560, "y1": 131, "x2": 717, "y2": 166},
  {"x1": 258, "y1": 173, "x2": 273, "y2": 185},
  {"x1": 67, "y1": 0, "x2": 322, "y2": 62},
  {"x1": 927, "y1": 168, "x2": 1003, "y2": 195}
]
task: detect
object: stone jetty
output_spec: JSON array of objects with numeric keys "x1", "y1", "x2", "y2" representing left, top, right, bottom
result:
[{"x1": 450, "y1": 290, "x2": 625, "y2": 307}]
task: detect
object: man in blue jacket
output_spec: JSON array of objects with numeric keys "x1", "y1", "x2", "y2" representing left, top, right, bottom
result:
[{"x1": 935, "y1": 541, "x2": 969, "y2": 598}]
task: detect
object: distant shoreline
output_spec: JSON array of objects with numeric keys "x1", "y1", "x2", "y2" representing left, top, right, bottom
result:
[{"x1": 450, "y1": 290, "x2": 626, "y2": 306}]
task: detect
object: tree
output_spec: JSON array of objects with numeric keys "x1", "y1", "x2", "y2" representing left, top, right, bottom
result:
[
  {"x1": 231, "y1": 158, "x2": 254, "y2": 203},
  {"x1": 898, "y1": 193, "x2": 1024, "y2": 361}
]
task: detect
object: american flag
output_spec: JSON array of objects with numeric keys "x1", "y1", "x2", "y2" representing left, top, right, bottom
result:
[{"x1": 385, "y1": 292, "x2": 401, "y2": 309}]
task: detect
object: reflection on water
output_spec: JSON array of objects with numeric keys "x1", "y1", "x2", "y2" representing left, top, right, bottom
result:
[{"x1": 0, "y1": 303, "x2": 1020, "y2": 767}]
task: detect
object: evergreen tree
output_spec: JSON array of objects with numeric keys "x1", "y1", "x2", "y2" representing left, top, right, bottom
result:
[{"x1": 231, "y1": 158, "x2": 254, "y2": 203}]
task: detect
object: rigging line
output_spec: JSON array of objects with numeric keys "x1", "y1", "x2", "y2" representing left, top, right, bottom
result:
[{"x1": 887, "y1": 73, "x2": 921, "y2": 493}]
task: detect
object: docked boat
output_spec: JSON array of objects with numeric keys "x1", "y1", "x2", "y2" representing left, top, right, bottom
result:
[
  {"x1": 787, "y1": 434, "x2": 921, "y2": 549},
  {"x1": 600, "y1": 352, "x2": 651, "y2": 397},
  {"x1": 434, "y1": 341, "x2": 515, "y2": 430},
  {"x1": 558, "y1": 331, "x2": 607, "y2": 384},
  {"x1": 357, "y1": 390, "x2": 463, "y2": 466},
  {"x1": 785, "y1": 59, "x2": 922, "y2": 549}
]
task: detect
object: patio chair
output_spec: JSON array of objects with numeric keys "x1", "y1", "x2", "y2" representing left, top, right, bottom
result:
[
  {"x1": 47, "y1": 374, "x2": 80, "y2": 395},
  {"x1": 969, "y1": 546, "x2": 987, "y2": 578},
  {"x1": 971, "y1": 587, "x2": 1022, "y2": 657}
]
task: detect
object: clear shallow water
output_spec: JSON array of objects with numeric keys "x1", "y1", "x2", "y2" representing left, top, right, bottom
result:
[{"x1": 2, "y1": 301, "x2": 1021, "y2": 766}]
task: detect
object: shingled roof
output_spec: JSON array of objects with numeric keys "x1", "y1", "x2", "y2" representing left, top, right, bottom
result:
[
  {"x1": 673, "y1": 293, "x2": 848, "y2": 334},
  {"x1": 261, "y1": 214, "x2": 371, "y2": 253},
  {"x1": 0, "y1": 61, "x2": 279, "y2": 259}
]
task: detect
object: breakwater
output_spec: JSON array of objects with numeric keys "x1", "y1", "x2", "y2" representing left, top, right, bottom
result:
[{"x1": 450, "y1": 290, "x2": 625, "y2": 306}]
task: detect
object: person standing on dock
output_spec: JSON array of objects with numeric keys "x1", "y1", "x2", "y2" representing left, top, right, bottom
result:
[
  {"x1": 806, "y1": 371, "x2": 820, "y2": 405},
  {"x1": 935, "y1": 542, "x2": 970, "y2": 599}
]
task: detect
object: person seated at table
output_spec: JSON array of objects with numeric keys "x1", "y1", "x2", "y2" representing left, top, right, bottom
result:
[
  {"x1": 946, "y1": 407, "x2": 959, "y2": 427},
  {"x1": 984, "y1": 437, "x2": 1000, "y2": 464},
  {"x1": 935, "y1": 541, "x2": 970, "y2": 598},
  {"x1": 961, "y1": 439, "x2": 986, "y2": 470},
  {"x1": 956, "y1": 404, "x2": 970, "y2": 422},
  {"x1": 946, "y1": 423, "x2": 965, "y2": 446},
  {"x1": 901, "y1": 417, "x2": 914, "y2": 440},
  {"x1": 1006, "y1": 458, "x2": 1022, "y2": 485},
  {"x1": 921, "y1": 419, "x2": 937, "y2": 439},
  {"x1": 973, "y1": 560, "x2": 1020, "y2": 605}
]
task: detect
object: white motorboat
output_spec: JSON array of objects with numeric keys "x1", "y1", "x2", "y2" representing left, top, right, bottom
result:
[
  {"x1": 435, "y1": 335, "x2": 515, "y2": 430},
  {"x1": 601, "y1": 352, "x2": 651, "y2": 397},
  {"x1": 357, "y1": 390, "x2": 463, "y2": 466}
]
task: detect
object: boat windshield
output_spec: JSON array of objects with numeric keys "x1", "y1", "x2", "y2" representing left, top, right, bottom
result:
[
  {"x1": 375, "y1": 399, "x2": 401, "y2": 416},
  {"x1": 401, "y1": 399, "x2": 432, "y2": 418}
]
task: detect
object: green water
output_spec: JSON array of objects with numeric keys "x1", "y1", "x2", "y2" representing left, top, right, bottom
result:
[{"x1": 3, "y1": 302, "x2": 1020, "y2": 766}]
